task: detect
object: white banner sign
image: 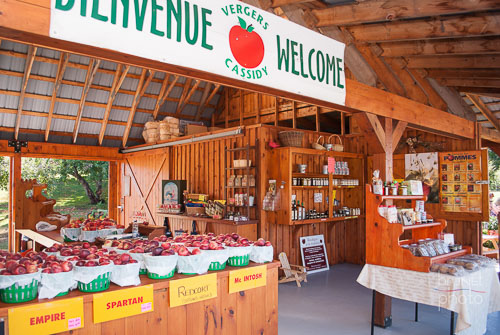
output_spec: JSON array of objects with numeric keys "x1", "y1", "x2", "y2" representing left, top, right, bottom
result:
[{"x1": 50, "y1": 0, "x2": 346, "y2": 106}]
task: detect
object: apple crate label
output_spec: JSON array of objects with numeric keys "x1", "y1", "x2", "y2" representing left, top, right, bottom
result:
[
  {"x1": 8, "y1": 297, "x2": 84, "y2": 335},
  {"x1": 93, "y1": 285, "x2": 154, "y2": 323},
  {"x1": 229, "y1": 265, "x2": 267, "y2": 294},
  {"x1": 50, "y1": 0, "x2": 345, "y2": 107},
  {"x1": 169, "y1": 273, "x2": 217, "y2": 307}
]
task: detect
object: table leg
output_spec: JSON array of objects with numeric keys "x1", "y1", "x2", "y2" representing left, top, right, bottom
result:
[
  {"x1": 415, "y1": 303, "x2": 418, "y2": 322},
  {"x1": 371, "y1": 290, "x2": 376, "y2": 335},
  {"x1": 450, "y1": 311, "x2": 455, "y2": 335}
]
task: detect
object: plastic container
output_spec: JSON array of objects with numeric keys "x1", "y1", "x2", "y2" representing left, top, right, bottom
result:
[
  {"x1": 77, "y1": 272, "x2": 111, "y2": 293},
  {"x1": 0, "y1": 279, "x2": 39, "y2": 303},
  {"x1": 147, "y1": 269, "x2": 175, "y2": 279},
  {"x1": 228, "y1": 254, "x2": 250, "y2": 267},
  {"x1": 209, "y1": 261, "x2": 227, "y2": 271}
]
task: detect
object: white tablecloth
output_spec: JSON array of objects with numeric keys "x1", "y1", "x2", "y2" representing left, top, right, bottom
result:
[{"x1": 357, "y1": 264, "x2": 500, "y2": 335}]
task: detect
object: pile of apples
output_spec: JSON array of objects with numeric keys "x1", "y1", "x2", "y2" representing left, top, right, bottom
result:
[
  {"x1": 45, "y1": 243, "x2": 63, "y2": 253},
  {"x1": 221, "y1": 233, "x2": 252, "y2": 247},
  {"x1": 64, "y1": 220, "x2": 82, "y2": 229},
  {"x1": 254, "y1": 238, "x2": 272, "y2": 247},
  {"x1": 107, "y1": 253, "x2": 138, "y2": 266},
  {"x1": 150, "y1": 243, "x2": 177, "y2": 256},
  {"x1": 81, "y1": 218, "x2": 117, "y2": 231},
  {"x1": 0, "y1": 250, "x2": 46, "y2": 275},
  {"x1": 41, "y1": 258, "x2": 73, "y2": 274}
]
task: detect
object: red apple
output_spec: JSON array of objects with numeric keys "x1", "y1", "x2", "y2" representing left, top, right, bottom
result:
[
  {"x1": 177, "y1": 247, "x2": 190, "y2": 256},
  {"x1": 6, "y1": 260, "x2": 18, "y2": 273},
  {"x1": 120, "y1": 254, "x2": 131, "y2": 263},
  {"x1": 13, "y1": 265, "x2": 27, "y2": 275},
  {"x1": 61, "y1": 261, "x2": 73, "y2": 272},
  {"x1": 26, "y1": 263, "x2": 38, "y2": 273},
  {"x1": 76, "y1": 260, "x2": 86, "y2": 267},
  {"x1": 161, "y1": 242, "x2": 171, "y2": 249},
  {"x1": 85, "y1": 261, "x2": 98, "y2": 267},
  {"x1": 113, "y1": 259, "x2": 122, "y2": 265},
  {"x1": 191, "y1": 249, "x2": 201, "y2": 255},
  {"x1": 42, "y1": 268, "x2": 52, "y2": 274},
  {"x1": 82, "y1": 242, "x2": 91, "y2": 249},
  {"x1": 79, "y1": 249, "x2": 91, "y2": 259}
]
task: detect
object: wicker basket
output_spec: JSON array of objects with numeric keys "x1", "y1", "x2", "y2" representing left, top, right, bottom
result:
[
  {"x1": 278, "y1": 131, "x2": 304, "y2": 147},
  {"x1": 186, "y1": 206, "x2": 205, "y2": 216},
  {"x1": 328, "y1": 134, "x2": 344, "y2": 152},
  {"x1": 311, "y1": 136, "x2": 326, "y2": 150}
]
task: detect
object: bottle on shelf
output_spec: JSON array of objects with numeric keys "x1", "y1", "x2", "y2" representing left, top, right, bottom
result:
[
  {"x1": 301, "y1": 201, "x2": 306, "y2": 220},
  {"x1": 292, "y1": 200, "x2": 297, "y2": 220}
]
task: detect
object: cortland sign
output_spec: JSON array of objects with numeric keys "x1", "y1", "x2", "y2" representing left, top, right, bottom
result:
[{"x1": 50, "y1": 0, "x2": 346, "y2": 106}]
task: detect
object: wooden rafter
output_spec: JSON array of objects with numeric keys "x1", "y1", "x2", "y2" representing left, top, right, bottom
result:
[
  {"x1": 122, "y1": 69, "x2": 153, "y2": 147},
  {"x1": 312, "y1": 0, "x2": 500, "y2": 27},
  {"x1": 380, "y1": 37, "x2": 500, "y2": 57},
  {"x1": 315, "y1": 106, "x2": 320, "y2": 132},
  {"x1": 178, "y1": 80, "x2": 201, "y2": 113},
  {"x1": 14, "y1": 45, "x2": 37, "y2": 140},
  {"x1": 407, "y1": 69, "x2": 447, "y2": 111},
  {"x1": 260, "y1": 0, "x2": 315, "y2": 10},
  {"x1": 466, "y1": 94, "x2": 500, "y2": 132},
  {"x1": 98, "y1": 64, "x2": 130, "y2": 145},
  {"x1": 425, "y1": 69, "x2": 500, "y2": 79},
  {"x1": 347, "y1": 14, "x2": 500, "y2": 43},
  {"x1": 175, "y1": 78, "x2": 193, "y2": 115},
  {"x1": 437, "y1": 78, "x2": 500, "y2": 88},
  {"x1": 195, "y1": 83, "x2": 213, "y2": 121},
  {"x1": 45, "y1": 52, "x2": 70, "y2": 141},
  {"x1": 73, "y1": 58, "x2": 101, "y2": 143},
  {"x1": 274, "y1": 97, "x2": 279, "y2": 126},
  {"x1": 407, "y1": 55, "x2": 500, "y2": 69},
  {"x1": 292, "y1": 101, "x2": 297, "y2": 128},
  {"x1": 392, "y1": 121, "x2": 407, "y2": 153},
  {"x1": 196, "y1": 83, "x2": 221, "y2": 121},
  {"x1": 153, "y1": 74, "x2": 179, "y2": 120},
  {"x1": 384, "y1": 57, "x2": 428, "y2": 105}
]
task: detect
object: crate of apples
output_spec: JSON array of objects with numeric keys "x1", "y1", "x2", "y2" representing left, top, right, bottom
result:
[
  {"x1": 144, "y1": 244, "x2": 178, "y2": 279},
  {"x1": 250, "y1": 238, "x2": 274, "y2": 263}
]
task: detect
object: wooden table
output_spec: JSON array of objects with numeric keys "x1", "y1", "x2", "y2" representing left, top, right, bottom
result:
[
  {"x1": 157, "y1": 213, "x2": 258, "y2": 240},
  {"x1": 0, "y1": 261, "x2": 279, "y2": 335},
  {"x1": 16, "y1": 229, "x2": 63, "y2": 250}
]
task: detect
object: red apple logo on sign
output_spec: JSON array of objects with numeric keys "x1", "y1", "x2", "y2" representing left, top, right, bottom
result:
[{"x1": 229, "y1": 17, "x2": 265, "y2": 69}]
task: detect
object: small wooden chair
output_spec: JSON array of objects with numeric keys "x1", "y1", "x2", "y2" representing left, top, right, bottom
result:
[{"x1": 278, "y1": 252, "x2": 307, "y2": 287}]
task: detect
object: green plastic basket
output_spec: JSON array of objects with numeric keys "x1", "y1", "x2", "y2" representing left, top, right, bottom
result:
[
  {"x1": 227, "y1": 254, "x2": 250, "y2": 267},
  {"x1": 147, "y1": 269, "x2": 175, "y2": 279},
  {"x1": 209, "y1": 261, "x2": 227, "y2": 271},
  {"x1": 64, "y1": 236, "x2": 78, "y2": 242},
  {"x1": 56, "y1": 290, "x2": 69, "y2": 297},
  {"x1": 139, "y1": 268, "x2": 147, "y2": 275},
  {"x1": 181, "y1": 272, "x2": 197, "y2": 275},
  {"x1": 0, "y1": 279, "x2": 39, "y2": 303},
  {"x1": 77, "y1": 272, "x2": 111, "y2": 293}
]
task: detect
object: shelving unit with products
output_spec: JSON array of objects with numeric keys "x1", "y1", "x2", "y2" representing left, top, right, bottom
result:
[
  {"x1": 365, "y1": 185, "x2": 471, "y2": 272},
  {"x1": 266, "y1": 147, "x2": 365, "y2": 225},
  {"x1": 224, "y1": 144, "x2": 258, "y2": 221}
]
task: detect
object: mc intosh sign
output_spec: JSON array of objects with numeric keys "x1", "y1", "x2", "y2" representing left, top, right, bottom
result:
[{"x1": 51, "y1": 0, "x2": 346, "y2": 106}]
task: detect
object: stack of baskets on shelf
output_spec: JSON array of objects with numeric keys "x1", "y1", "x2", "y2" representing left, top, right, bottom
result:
[{"x1": 142, "y1": 117, "x2": 181, "y2": 143}]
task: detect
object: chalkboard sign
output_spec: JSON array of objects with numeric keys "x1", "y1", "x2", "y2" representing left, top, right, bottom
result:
[{"x1": 300, "y1": 235, "x2": 329, "y2": 274}]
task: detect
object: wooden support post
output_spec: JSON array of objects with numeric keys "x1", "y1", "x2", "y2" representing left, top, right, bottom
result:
[
  {"x1": 10, "y1": 156, "x2": 21, "y2": 252},
  {"x1": 256, "y1": 94, "x2": 261, "y2": 124},
  {"x1": 239, "y1": 90, "x2": 244, "y2": 126},
  {"x1": 315, "y1": 106, "x2": 320, "y2": 132},
  {"x1": 224, "y1": 89, "x2": 229, "y2": 128},
  {"x1": 374, "y1": 292, "x2": 393, "y2": 328},
  {"x1": 14, "y1": 45, "x2": 37, "y2": 140},
  {"x1": 274, "y1": 97, "x2": 279, "y2": 127},
  {"x1": 108, "y1": 161, "x2": 118, "y2": 222},
  {"x1": 341, "y1": 112, "x2": 345, "y2": 135},
  {"x1": 385, "y1": 118, "x2": 393, "y2": 182},
  {"x1": 292, "y1": 101, "x2": 297, "y2": 129}
]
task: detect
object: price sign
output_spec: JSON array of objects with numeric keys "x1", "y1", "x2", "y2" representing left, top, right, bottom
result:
[
  {"x1": 229, "y1": 265, "x2": 267, "y2": 294},
  {"x1": 93, "y1": 285, "x2": 154, "y2": 323},
  {"x1": 8, "y1": 297, "x2": 84, "y2": 335},
  {"x1": 169, "y1": 274, "x2": 217, "y2": 307},
  {"x1": 328, "y1": 157, "x2": 336, "y2": 174},
  {"x1": 300, "y1": 234, "x2": 329, "y2": 274}
]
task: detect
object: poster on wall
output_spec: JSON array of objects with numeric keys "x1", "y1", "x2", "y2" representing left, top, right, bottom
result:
[
  {"x1": 300, "y1": 235, "x2": 329, "y2": 274},
  {"x1": 405, "y1": 153, "x2": 439, "y2": 203},
  {"x1": 439, "y1": 152, "x2": 482, "y2": 213}
]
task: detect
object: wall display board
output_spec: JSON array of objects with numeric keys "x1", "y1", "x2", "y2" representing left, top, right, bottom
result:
[
  {"x1": 439, "y1": 151, "x2": 482, "y2": 213},
  {"x1": 300, "y1": 235, "x2": 329, "y2": 274},
  {"x1": 50, "y1": 0, "x2": 346, "y2": 107},
  {"x1": 405, "y1": 153, "x2": 439, "y2": 203}
]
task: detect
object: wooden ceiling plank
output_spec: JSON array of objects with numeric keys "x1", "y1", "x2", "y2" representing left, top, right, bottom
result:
[
  {"x1": 457, "y1": 87, "x2": 500, "y2": 96},
  {"x1": 384, "y1": 57, "x2": 429, "y2": 105},
  {"x1": 481, "y1": 126, "x2": 500, "y2": 143},
  {"x1": 175, "y1": 78, "x2": 193, "y2": 115},
  {"x1": 153, "y1": 75, "x2": 179, "y2": 120},
  {"x1": 392, "y1": 121, "x2": 407, "y2": 153},
  {"x1": 201, "y1": 83, "x2": 221, "y2": 117},
  {"x1": 152, "y1": 75, "x2": 170, "y2": 120},
  {"x1": 348, "y1": 14, "x2": 500, "y2": 43},
  {"x1": 14, "y1": 45, "x2": 37, "y2": 140},
  {"x1": 73, "y1": 58, "x2": 101, "y2": 143},
  {"x1": 437, "y1": 78, "x2": 500, "y2": 88},
  {"x1": 195, "y1": 83, "x2": 214, "y2": 121},
  {"x1": 380, "y1": 37, "x2": 500, "y2": 57},
  {"x1": 45, "y1": 52, "x2": 70, "y2": 141},
  {"x1": 407, "y1": 55, "x2": 500, "y2": 69},
  {"x1": 312, "y1": 0, "x2": 500, "y2": 27},
  {"x1": 98, "y1": 64, "x2": 130, "y2": 145},
  {"x1": 425, "y1": 68, "x2": 500, "y2": 80},
  {"x1": 466, "y1": 93, "x2": 500, "y2": 132},
  {"x1": 122, "y1": 69, "x2": 151, "y2": 148},
  {"x1": 178, "y1": 79, "x2": 201, "y2": 113},
  {"x1": 407, "y1": 68, "x2": 448, "y2": 111}
]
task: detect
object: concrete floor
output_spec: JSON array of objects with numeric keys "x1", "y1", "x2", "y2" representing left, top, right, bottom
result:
[{"x1": 278, "y1": 264, "x2": 500, "y2": 335}]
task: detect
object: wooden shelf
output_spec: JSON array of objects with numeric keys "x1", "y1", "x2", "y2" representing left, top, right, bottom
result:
[
  {"x1": 292, "y1": 173, "x2": 352, "y2": 178},
  {"x1": 226, "y1": 167, "x2": 255, "y2": 170},
  {"x1": 290, "y1": 215, "x2": 362, "y2": 225},
  {"x1": 429, "y1": 249, "x2": 469, "y2": 264},
  {"x1": 156, "y1": 213, "x2": 258, "y2": 226},
  {"x1": 226, "y1": 204, "x2": 257, "y2": 208},
  {"x1": 292, "y1": 186, "x2": 329, "y2": 190},
  {"x1": 225, "y1": 186, "x2": 256, "y2": 189},
  {"x1": 274, "y1": 146, "x2": 365, "y2": 158},
  {"x1": 377, "y1": 194, "x2": 425, "y2": 200},
  {"x1": 402, "y1": 221, "x2": 442, "y2": 231}
]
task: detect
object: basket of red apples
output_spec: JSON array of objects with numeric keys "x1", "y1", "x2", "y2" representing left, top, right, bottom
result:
[
  {"x1": 39, "y1": 258, "x2": 76, "y2": 299},
  {"x1": 0, "y1": 251, "x2": 43, "y2": 303},
  {"x1": 109, "y1": 253, "x2": 141, "y2": 287},
  {"x1": 60, "y1": 220, "x2": 82, "y2": 242},
  {"x1": 223, "y1": 234, "x2": 253, "y2": 267},
  {"x1": 250, "y1": 238, "x2": 273, "y2": 263},
  {"x1": 199, "y1": 241, "x2": 228, "y2": 271},
  {"x1": 43, "y1": 243, "x2": 63, "y2": 256},
  {"x1": 175, "y1": 245, "x2": 211, "y2": 275},
  {"x1": 73, "y1": 251, "x2": 114, "y2": 293},
  {"x1": 80, "y1": 218, "x2": 118, "y2": 242},
  {"x1": 144, "y1": 243, "x2": 178, "y2": 279}
]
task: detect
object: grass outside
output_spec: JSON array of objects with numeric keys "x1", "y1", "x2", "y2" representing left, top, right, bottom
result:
[{"x1": 0, "y1": 180, "x2": 108, "y2": 250}]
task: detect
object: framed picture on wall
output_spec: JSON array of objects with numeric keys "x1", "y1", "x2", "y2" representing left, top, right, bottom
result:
[{"x1": 162, "y1": 180, "x2": 187, "y2": 205}]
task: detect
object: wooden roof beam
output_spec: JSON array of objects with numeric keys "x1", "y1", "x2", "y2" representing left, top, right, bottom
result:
[
  {"x1": 98, "y1": 64, "x2": 130, "y2": 145},
  {"x1": 175, "y1": 78, "x2": 193, "y2": 115},
  {"x1": 466, "y1": 94, "x2": 500, "y2": 132},
  {"x1": 384, "y1": 56, "x2": 429, "y2": 106},
  {"x1": 259, "y1": 0, "x2": 316, "y2": 10},
  {"x1": 73, "y1": 58, "x2": 101, "y2": 143},
  {"x1": 196, "y1": 83, "x2": 221, "y2": 121},
  {"x1": 407, "y1": 55, "x2": 500, "y2": 69},
  {"x1": 425, "y1": 68, "x2": 500, "y2": 79},
  {"x1": 14, "y1": 45, "x2": 37, "y2": 140},
  {"x1": 153, "y1": 74, "x2": 179, "y2": 120},
  {"x1": 437, "y1": 78, "x2": 500, "y2": 88},
  {"x1": 380, "y1": 37, "x2": 500, "y2": 57},
  {"x1": 481, "y1": 126, "x2": 500, "y2": 143},
  {"x1": 177, "y1": 80, "x2": 201, "y2": 113},
  {"x1": 312, "y1": 0, "x2": 500, "y2": 27},
  {"x1": 347, "y1": 14, "x2": 500, "y2": 43},
  {"x1": 195, "y1": 83, "x2": 213, "y2": 121},
  {"x1": 45, "y1": 52, "x2": 70, "y2": 141},
  {"x1": 122, "y1": 69, "x2": 153, "y2": 147}
]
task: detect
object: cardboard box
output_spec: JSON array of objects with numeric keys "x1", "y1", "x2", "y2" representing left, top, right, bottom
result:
[
  {"x1": 186, "y1": 124, "x2": 208, "y2": 135},
  {"x1": 209, "y1": 127, "x2": 223, "y2": 132}
]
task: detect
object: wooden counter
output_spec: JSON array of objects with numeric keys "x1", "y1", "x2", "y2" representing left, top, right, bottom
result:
[{"x1": 0, "y1": 261, "x2": 279, "y2": 335}]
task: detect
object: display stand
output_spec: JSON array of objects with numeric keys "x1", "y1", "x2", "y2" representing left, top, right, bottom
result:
[{"x1": 365, "y1": 185, "x2": 470, "y2": 272}]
